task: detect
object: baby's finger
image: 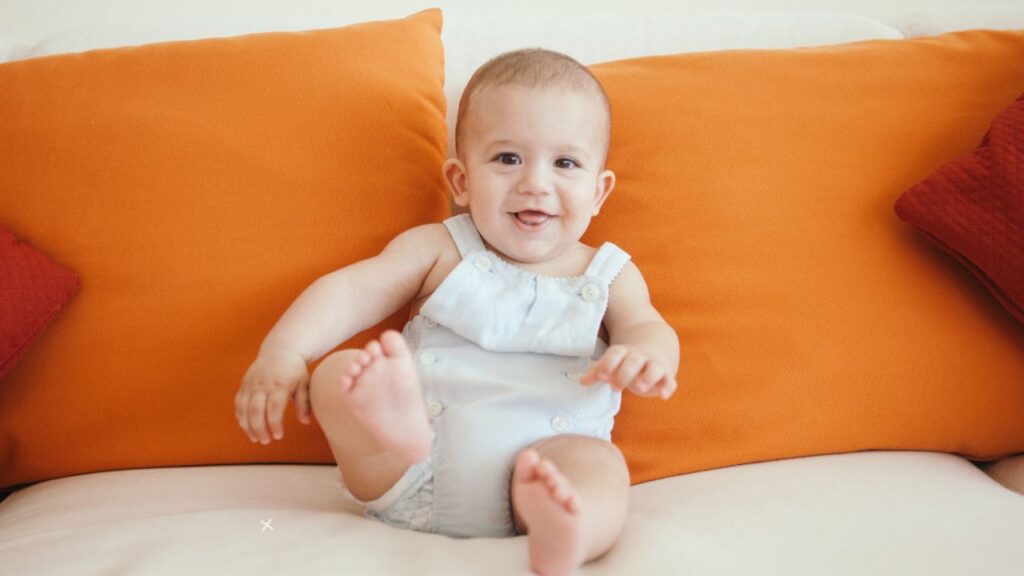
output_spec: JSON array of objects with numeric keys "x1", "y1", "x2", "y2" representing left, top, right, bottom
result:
[
  {"x1": 631, "y1": 362, "x2": 665, "y2": 396},
  {"x1": 578, "y1": 364, "x2": 600, "y2": 386},
  {"x1": 234, "y1": 391, "x2": 257, "y2": 442},
  {"x1": 611, "y1": 352, "x2": 647, "y2": 391},
  {"x1": 246, "y1": 392, "x2": 271, "y2": 445},
  {"x1": 294, "y1": 381, "x2": 312, "y2": 425},
  {"x1": 658, "y1": 377, "x2": 678, "y2": 400},
  {"x1": 581, "y1": 346, "x2": 628, "y2": 385},
  {"x1": 266, "y1": 387, "x2": 291, "y2": 441}
]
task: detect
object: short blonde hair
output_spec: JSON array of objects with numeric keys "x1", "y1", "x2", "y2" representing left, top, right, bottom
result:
[{"x1": 454, "y1": 48, "x2": 611, "y2": 161}]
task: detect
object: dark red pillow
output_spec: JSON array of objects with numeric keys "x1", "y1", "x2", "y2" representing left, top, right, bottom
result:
[
  {"x1": 895, "y1": 92, "x2": 1024, "y2": 324},
  {"x1": 0, "y1": 225, "x2": 80, "y2": 378}
]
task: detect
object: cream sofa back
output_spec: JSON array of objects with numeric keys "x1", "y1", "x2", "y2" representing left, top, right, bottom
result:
[
  {"x1": 9, "y1": 5, "x2": 1024, "y2": 156},
  {"x1": 1, "y1": 11, "x2": 902, "y2": 157}
]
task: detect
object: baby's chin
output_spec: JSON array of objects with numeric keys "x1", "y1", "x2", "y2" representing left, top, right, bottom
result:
[{"x1": 488, "y1": 239, "x2": 577, "y2": 269}]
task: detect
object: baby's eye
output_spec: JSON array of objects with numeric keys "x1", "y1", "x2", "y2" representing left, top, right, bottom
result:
[
  {"x1": 554, "y1": 157, "x2": 580, "y2": 169},
  {"x1": 494, "y1": 153, "x2": 522, "y2": 165}
]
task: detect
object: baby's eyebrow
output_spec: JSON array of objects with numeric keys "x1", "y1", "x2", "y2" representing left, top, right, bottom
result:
[
  {"x1": 557, "y1": 145, "x2": 590, "y2": 158},
  {"x1": 480, "y1": 140, "x2": 593, "y2": 161},
  {"x1": 485, "y1": 139, "x2": 519, "y2": 149}
]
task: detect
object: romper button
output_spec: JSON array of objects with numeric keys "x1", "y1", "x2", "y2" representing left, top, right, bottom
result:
[
  {"x1": 551, "y1": 416, "x2": 569, "y2": 432},
  {"x1": 565, "y1": 371, "x2": 583, "y2": 382},
  {"x1": 418, "y1": 351, "x2": 436, "y2": 365},
  {"x1": 423, "y1": 317, "x2": 438, "y2": 328},
  {"x1": 428, "y1": 401, "x2": 444, "y2": 417},
  {"x1": 474, "y1": 256, "x2": 493, "y2": 271},
  {"x1": 581, "y1": 283, "x2": 600, "y2": 302}
]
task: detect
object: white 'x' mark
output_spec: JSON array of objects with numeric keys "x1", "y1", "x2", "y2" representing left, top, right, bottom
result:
[{"x1": 261, "y1": 519, "x2": 274, "y2": 532}]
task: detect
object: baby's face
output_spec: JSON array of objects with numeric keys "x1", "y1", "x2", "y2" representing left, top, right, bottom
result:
[{"x1": 451, "y1": 83, "x2": 613, "y2": 267}]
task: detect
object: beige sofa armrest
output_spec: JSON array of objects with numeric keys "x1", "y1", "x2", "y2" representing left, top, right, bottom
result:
[{"x1": 980, "y1": 454, "x2": 1024, "y2": 495}]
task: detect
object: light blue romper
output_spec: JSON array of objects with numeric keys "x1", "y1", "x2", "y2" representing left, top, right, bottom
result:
[{"x1": 348, "y1": 213, "x2": 630, "y2": 538}]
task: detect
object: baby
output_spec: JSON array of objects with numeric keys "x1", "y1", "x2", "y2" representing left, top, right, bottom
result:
[{"x1": 235, "y1": 48, "x2": 679, "y2": 576}]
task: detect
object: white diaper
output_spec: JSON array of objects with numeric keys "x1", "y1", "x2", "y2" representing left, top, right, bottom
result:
[{"x1": 342, "y1": 457, "x2": 435, "y2": 533}]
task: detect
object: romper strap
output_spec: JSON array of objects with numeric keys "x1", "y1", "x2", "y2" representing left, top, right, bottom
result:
[
  {"x1": 442, "y1": 214, "x2": 487, "y2": 257},
  {"x1": 584, "y1": 242, "x2": 631, "y2": 284}
]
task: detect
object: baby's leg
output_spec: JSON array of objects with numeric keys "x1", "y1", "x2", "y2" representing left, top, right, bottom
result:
[
  {"x1": 511, "y1": 435, "x2": 630, "y2": 576},
  {"x1": 309, "y1": 330, "x2": 433, "y2": 502}
]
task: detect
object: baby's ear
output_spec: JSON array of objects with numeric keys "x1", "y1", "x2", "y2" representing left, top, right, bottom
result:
[
  {"x1": 592, "y1": 169, "x2": 615, "y2": 216},
  {"x1": 443, "y1": 158, "x2": 470, "y2": 207}
]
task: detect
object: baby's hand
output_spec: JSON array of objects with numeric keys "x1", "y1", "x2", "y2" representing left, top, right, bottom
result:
[
  {"x1": 579, "y1": 345, "x2": 677, "y2": 400},
  {"x1": 235, "y1": 348, "x2": 311, "y2": 444}
]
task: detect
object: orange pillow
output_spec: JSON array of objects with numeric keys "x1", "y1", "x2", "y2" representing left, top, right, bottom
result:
[
  {"x1": 587, "y1": 31, "x2": 1024, "y2": 484},
  {"x1": 0, "y1": 10, "x2": 448, "y2": 490}
]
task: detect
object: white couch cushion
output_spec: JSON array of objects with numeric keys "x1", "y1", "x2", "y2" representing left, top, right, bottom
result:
[{"x1": 0, "y1": 452, "x2": 1020, "y2": 575}]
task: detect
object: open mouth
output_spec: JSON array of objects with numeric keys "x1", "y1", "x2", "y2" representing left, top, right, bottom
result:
[{"x1": 512, "y1": 210, "x2": 553, "y2": 228}]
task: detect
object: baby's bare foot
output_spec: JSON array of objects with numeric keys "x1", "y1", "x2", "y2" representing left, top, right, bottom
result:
[
  {"x1": 339, "y1": 330, "x2": 432, "y2": 465},
  {"x1": 512, "y1": 449, "x2": 587, "y2": 576}
]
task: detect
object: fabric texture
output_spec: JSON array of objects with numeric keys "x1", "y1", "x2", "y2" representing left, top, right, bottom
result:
[
  {"x1": 586, "y1": 30, "x2": 1024, "y2": 484},
  {"x1": 894, "y1": 92, "x2": 1024, "y2": 324},
  {"x1": 0, "y1": 10, "x2": 448, "y2": 490},
  {"x1": 0, "y1": 225, "x2": 80, "y2": 379},
  {"x1": 395, "y1": 214, "x2": 627, "y2": 537}
]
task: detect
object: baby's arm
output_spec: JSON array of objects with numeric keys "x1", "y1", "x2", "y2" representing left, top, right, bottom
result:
[
  {"x1": 259, "y1": 224, "x2": 445, "y2": 363},
  {"x1": 236, "y1": 224, "x2": 447, "y2": 443},
  {"x1": 580, "y1": 262, "x2": 680, "y2": 399}
]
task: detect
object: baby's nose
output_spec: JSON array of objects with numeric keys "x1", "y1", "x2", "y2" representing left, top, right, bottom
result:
[{"x1": 517, "y1": 163, "x2": 552, "y2": 195}]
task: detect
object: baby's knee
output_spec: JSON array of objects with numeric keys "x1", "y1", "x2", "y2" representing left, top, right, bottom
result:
[{"x1": 532, "y1": 434, "x2": 626, "y2": 468}]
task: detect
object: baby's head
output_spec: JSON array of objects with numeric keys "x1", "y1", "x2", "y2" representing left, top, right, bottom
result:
[
  {"x1": 454, "y1": 49, "x2": 611, "y2": 164},
  {"x1": 445, "y1": 49, "x2": 616, "y2": 267}
]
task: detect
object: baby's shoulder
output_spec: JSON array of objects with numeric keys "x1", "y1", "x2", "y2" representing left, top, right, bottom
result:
[
  {"x1": 608, "y1": 259, "x2": 648, "y2": 298},
  {"x1": 383, "y1": 222, "x2": 460, "y2": 276},
  {"x1": 395, "y1": 222, "x2": 449, "y2": 241},
  {"x1": 387, "y1": 222, "x2": 454, "y2": 255}
]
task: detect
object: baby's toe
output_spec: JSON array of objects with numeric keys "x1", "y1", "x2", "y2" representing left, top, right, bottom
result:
[
  {"x1": 356, "y1": 350, "x2": 375, "y2": 366},
  {"x1": 379, "y1": 330, "x2": 411, "y2": 359},
  {"x1": 544, "y1": 473, "x2": 562, "y2": 494},
  {"x1": 537, "y1": 460, "x2": 565, "y2": 488},
  {"x1": 565, "y1": 492, "x2": 580, "y2": 513},
  {"x1": 513, "y1": 449, "x2": 542, "y2": 484},
  {"x1": 365, "y1": 340, "x2": 384, "y2": 358},
  {"x1": 552, "y1": 482, "x2": 570, "y2": 502},
  {"x1": 346, "y1": 360, "x2": 365, "y2": 377},
  {"x1": 542, "y1": 466, "x2": 578, "y2": 510},
  {"x1": 536, "y1": 458, "x2": 558, "y2": 480},
  {"x1": 553, "y1": 474, "x2": 572, "y2": 499}
]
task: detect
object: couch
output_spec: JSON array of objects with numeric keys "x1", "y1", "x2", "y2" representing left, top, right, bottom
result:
[{"x1": 1, "y1": 2, "x2": 1023, "y2": 574}]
